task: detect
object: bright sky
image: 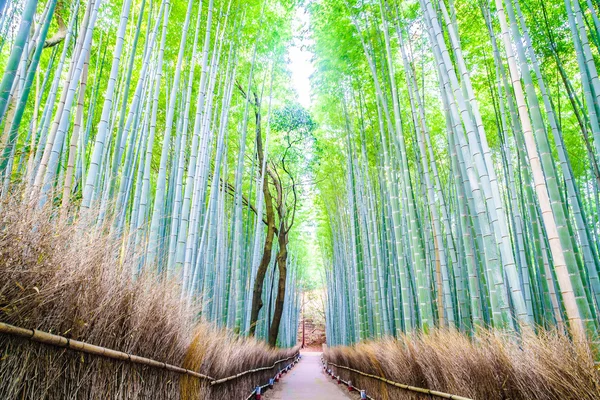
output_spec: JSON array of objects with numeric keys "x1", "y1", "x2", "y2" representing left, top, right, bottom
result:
[
  {"x1": 288, "y1": 6, "x2": 314, "y2": 109},
  {"x1": 288, "y1": 6, "x2": 325, "y2": 288}
]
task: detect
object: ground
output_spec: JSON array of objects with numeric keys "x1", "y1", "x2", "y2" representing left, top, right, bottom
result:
[{"x1": 264, "y1": 351, "x2": 358, "y2": 400}]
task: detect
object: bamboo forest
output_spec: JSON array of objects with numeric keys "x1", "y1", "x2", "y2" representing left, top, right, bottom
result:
[{"x1": 2, "y1": 0, "x2": 600, "y2": 398}]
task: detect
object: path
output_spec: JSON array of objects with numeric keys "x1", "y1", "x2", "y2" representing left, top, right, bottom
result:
[{"x1": 265, "y1": 351, "x2": 358, "y2": 400}]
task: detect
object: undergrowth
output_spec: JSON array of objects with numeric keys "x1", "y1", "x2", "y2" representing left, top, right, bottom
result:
[
  {"x1": 325, "y1": 329, "x2": 600, "y2": 400},
  {"x1": 0, "y1": 193, "x2": 298, "y2": 399}
]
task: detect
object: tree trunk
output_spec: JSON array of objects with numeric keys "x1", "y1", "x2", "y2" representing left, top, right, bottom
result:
[
  {"x1": 249, "y1": 99, "x2": 277, "y2": 337},
  {"x1": 269, "y1": 227, "x2": 288, "y2": 347}
]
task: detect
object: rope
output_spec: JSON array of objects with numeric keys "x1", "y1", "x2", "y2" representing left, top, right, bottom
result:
[
  {"x1": 324, "y1": 358, "x2": 473, "y2": 400},
  {"x1": 0, "y1": 321, "x2": 299, "y2": 387}
]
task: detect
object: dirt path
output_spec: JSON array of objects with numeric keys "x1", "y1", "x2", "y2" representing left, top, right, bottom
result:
[{"x1": 265, "y1": 351, "x2": 358, "y2": 400}]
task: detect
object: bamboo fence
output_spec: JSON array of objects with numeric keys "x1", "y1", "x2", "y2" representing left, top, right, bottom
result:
[
  {"x1": 0, "y1": 321, "x2": 300, "y2": 391},
  {"x1": 323, "y1": 357, "x2": 473, "y2": 400}
]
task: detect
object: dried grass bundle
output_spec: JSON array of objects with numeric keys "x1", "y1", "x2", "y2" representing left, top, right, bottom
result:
[
  {"x1": 325, "y1": 329, "x2": 600, "y2": 400},
  {"x1": 0, "y1": 193, "x2": 297, "y2": 399}
]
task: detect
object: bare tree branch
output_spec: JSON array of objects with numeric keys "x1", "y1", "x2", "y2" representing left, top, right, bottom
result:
[{"x1": 44, "y1": 2, "x2": 67, "y2": 48}]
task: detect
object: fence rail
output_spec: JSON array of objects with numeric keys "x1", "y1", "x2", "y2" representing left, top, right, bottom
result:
[
  {"x1": 244, "y1": 355, "x2": 301, "y2": 400},
  {"x1": 321, "y1": 357, "x2": 374, "y2": 399},
  {"x1": 0, "y1": 321, "x2": 299, "y2": 390},
  {"x1": 324, "y1": 358, "x2": 472, "y2": 400},
  {"x1": 212, "y1": 353, "x2": 299, "y2": 385}
]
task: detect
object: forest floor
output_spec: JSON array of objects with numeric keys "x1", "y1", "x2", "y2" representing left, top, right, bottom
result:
[{"x1": 265, "y1": 351, "x2": 358, "y2": 400}]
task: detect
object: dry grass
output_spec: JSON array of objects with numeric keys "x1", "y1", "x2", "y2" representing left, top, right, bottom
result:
[
  {"x1": 181, "y1": 326, "x2": 298, "y2": 399},
  {"x1": 325, "y1": 329, "x2": 600, "y2": 400},
  {"x1": 0, "y1": 193, "x2": 298, "y2": 399}
]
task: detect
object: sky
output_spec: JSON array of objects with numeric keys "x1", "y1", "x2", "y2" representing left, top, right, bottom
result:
[
  {"x1": 288, "y1": 6, "x2": 314, "y2": 109},
  {"x1": 287, "y1": 6, "x2": 326, "y2": 288}
]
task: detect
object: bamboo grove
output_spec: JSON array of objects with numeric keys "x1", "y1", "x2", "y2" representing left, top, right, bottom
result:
[
  {"x1": 312, "y1": 0, "x2": 600, "y2": 347},
  {"x1": 0, "y1": 0, "x2": 313, "y2": 347}
]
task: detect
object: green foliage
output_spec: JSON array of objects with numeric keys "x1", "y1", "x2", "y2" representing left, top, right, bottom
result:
[{"x1": 272, "y1": 102, "x2": 317, "y2": 136}]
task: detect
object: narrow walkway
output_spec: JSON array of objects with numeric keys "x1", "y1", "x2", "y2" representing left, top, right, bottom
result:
[{"x1": 265, "y1": 351, "x2": 357, "y2": 399}]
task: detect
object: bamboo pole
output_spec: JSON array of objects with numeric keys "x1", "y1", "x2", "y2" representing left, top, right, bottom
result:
[
  {"x1": 1, "y1": 321, "x2": 302, "y2": 387},
  {"x1": 0, "y1": 322, "x2": 215, "y2": 380},
  {"x1": 325, "y1": 359, "x2": 473, "y2": 400},
  {"x1": 243, "y1": 355, "x2": 301, "y2": 400},
  {"x1": 210, "y1": 354, "x2": 299, "y2": 385}
]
